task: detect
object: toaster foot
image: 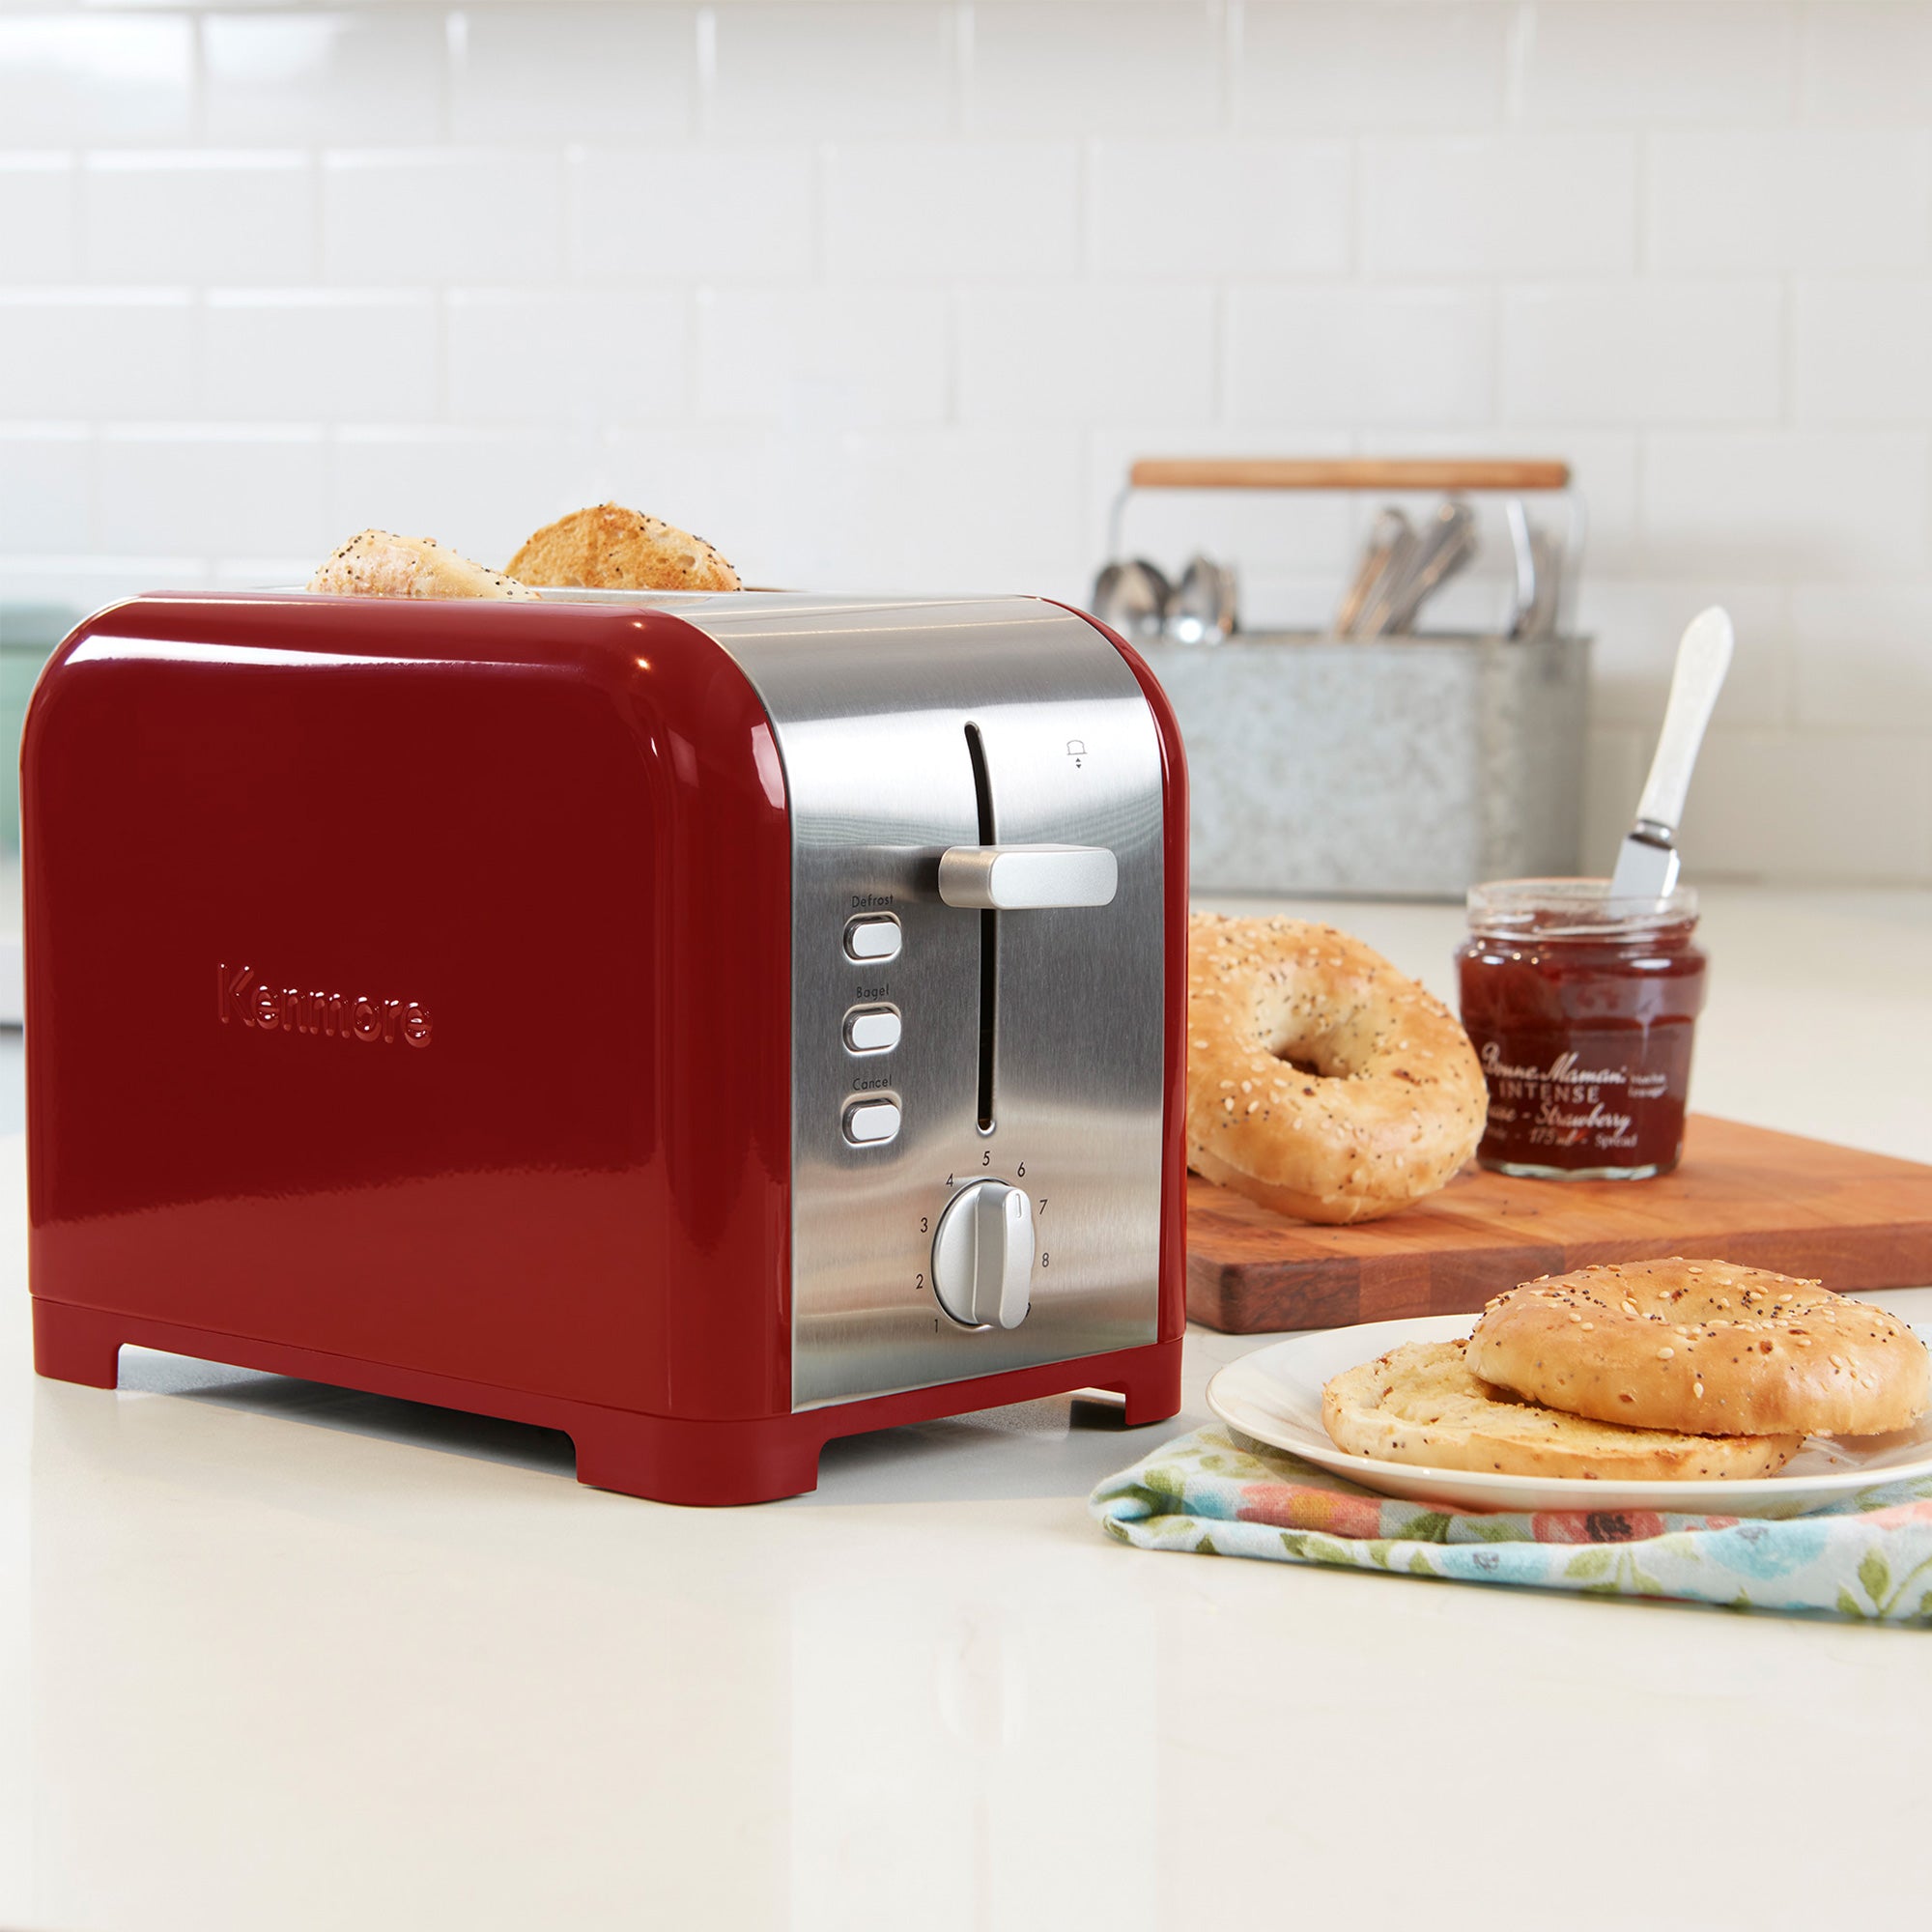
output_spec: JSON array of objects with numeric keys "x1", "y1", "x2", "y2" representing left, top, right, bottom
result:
[
  {"x1": 570, "y1": 1411, "x2": 826, "y2": 1511},
  {"x1": 31, "y1": 1297, "x2": 124, "y2": 1389},
  {"x1": 571, "y1": 1339, "x2": 1186, "y2": 1507}
]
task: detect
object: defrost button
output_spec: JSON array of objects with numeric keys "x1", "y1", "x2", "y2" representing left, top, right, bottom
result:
[
  {"x1": 844, "y1": 914, "x2": 901, "y2": 962},
  {"x1": 843, "y1": 1098, "x2": 901, "y2": 1147}
]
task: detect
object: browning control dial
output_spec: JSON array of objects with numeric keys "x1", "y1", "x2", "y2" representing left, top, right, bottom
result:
[{"x1": 930, "y1": 1180, "x2": 1035, "y2": 1330}]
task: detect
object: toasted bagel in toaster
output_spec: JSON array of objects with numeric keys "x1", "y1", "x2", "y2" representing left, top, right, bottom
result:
[
  {"x1": 507, "y1": 503, "x2": 741, "y2": 593},
  {"x1": 309, "y1": 529, "x2": 539, "y2": 601}
]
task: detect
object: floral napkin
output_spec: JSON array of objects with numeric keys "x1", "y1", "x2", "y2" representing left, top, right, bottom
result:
[{"x1": 1090, "y1": 1425, "x2": 1932, "y2": 1624}]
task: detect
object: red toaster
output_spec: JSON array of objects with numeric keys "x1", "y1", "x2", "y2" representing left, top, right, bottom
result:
[{"x1": 24, "y1": 589, "x2": 1187, "y2": 1504}]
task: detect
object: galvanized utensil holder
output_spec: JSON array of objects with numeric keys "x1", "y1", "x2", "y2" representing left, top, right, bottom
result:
[{"x1": 1110, "y1": 459, "x2": 1590, "y2": 900}]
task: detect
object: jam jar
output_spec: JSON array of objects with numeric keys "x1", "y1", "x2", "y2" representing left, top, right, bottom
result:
[{"x1": 1456, "y1": 879, "x2": 1708, "y2": 1180}]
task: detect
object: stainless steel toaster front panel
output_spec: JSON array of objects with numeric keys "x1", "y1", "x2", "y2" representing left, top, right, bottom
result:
[{"x1": 684, "y1": 595, "x2": 1166, "y2": 1410}]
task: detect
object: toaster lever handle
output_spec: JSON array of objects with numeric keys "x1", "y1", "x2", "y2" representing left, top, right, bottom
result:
[{"x1": 936, "y1": 844, "x2": 1118, "y2": 911}]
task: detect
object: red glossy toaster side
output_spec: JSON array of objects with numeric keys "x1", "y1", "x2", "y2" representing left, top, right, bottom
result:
[{"x1": 24, "y1": 590, "x2": 1186, "y2": 1504}]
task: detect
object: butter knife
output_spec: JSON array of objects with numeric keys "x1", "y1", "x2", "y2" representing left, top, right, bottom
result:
[{"x1": 1607, "y1": 606, "x2": 1734, "y2": 899}]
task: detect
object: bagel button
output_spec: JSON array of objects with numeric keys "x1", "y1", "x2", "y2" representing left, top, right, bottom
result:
[
  {"x1": 844, "y1": 915, "x2": 901, "y2": 963},
  {"x1": 843, "y1": 1005, "x2": 901, "y2": 1054},
  {"x1": 843, "y1": 1098, "x2": 901, "y2": 1147}
]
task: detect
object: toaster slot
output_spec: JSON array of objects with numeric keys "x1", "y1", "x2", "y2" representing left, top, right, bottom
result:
[{"x1": 965, "y1": 720, "x2": 998, "y2": 1134}]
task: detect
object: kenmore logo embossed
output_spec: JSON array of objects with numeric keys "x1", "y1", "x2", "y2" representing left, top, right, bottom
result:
[{"x1": 217, "y1": 964, "x2": 434, "y2": 1049}]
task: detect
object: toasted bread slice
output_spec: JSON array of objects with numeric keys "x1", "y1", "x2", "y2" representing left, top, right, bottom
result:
[
  {"x1": 1321, "y1": 1339, "x2": 1802, "y2": 1481},
  {"x1": 506, "y1": 503, "x2": 740, "y2": 593},
  {"x1": 308, "y1": 530, "x2": 539, "y2": 601}
]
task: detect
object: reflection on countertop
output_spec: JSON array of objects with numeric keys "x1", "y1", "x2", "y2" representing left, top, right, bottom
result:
[{"x1": 2, "y1": 886, "x2": 1930, "y2": 1929}]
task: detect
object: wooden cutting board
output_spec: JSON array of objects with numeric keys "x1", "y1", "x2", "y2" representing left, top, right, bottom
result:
[{"x1": 1187, "y1": 1114, "x2": 1932, "y2": 1333}]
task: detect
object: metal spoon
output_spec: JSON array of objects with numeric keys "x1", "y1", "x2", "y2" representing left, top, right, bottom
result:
[
  {"x1": 1166, "y1": 554, "x2": 1238, "y2": 644},
  {"x1": 1090, "y1": 558, "x2": 1172, "y2": 645}
]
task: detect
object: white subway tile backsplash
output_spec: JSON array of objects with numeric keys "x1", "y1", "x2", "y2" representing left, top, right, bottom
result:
[
  {"x1": 588, "y1": 424, "x2": 1084, "y2": 595},
  {"x1": 82, "y1": 154, "x2": 317, "y2": 285},
  {"x1": 957, "y1": 286, "x2": 1215, "y2": 426},
  {"x1": 1790, "y1": 584, "x2": 1932, "y2": 730},
  {"x1": 1524, "y1": 431, "x2": 1638, "y2": 572},
  {"x1": 598, "y1": 423, "x2": 781, "y2": 575},
  {"x1": 0, "y1": 556, "x2": 213, "y2": 614},
  {"x1": 1793, "y1": 279, "x2": 1932, "y2": 424},
  {"x1": 1582, "y1": 725, "x2": 1645, "y2": 870},
  {"x1": 969, "y1": 2, "x2": 1218, "y2": 136},
  {"x1": 823, "y1": 142, "x2": 1078, "y2": 281},
  {"x1": 450, "y1": 4, "x2": 696, "y2": 141},
  {"x1": 712, "y1": 4, "x2": 952, "y2": 139},
  {"x1": 1517, "y1": 2, "x2": 1798, "y2": 126},
  {"x1": 1228, "y1": 286, "x2": 1494, "y2": 427},
  {"x1": 202, "y1": 290, "x2": 437, "y2": 421},
  {"x1": 1680, "y1": 728, "x2": 1932, "y2": 881},
  {"x1": 572, "y1": 145, "x2": 813, "y2": 281},
  {"x1": 0, "y1": 428, "x2": 92, "y2": 554},
  {"x1": 1236, "y1": 2, "x2": 1509, "y2": 130},
  {"x1": 1801, "y1": 3, "x2": 1932, "y2": 124},
  {"x1": 213, "y1": 557, "x2": 326, "y2": 592},
  {"x1": 1502, "y1": 282, "x2": 1782, "y2": 426},
  {"x1": 326, "y1": 151, "x2": 565, "y2": 285},
  {"x1": 0, "y1": 291, "x2": 195, "y2": 418},
  {"x1": 327, "y1": 427, "x2": 590, "y2": 569},
  {"x1": 1363, "y1": 134, "x2": 1637, "y2": 277},
  {"x1": 1642, "y1": 432, "x2": 1932, "y2": 579},
  {"x1": 1088, "y1": 140, "x2": 1351, "y2": 278},
  {"x1": 1646, "y1": 132, "x2": 1932, "y2": 273},
  {"x1": 754, "y1": 427, "x2": 1087, "y2": 592},
  {"x1": 447, "y1": 289, "x2": 689, "y2": 423},
  {"x1": 97, "y1": 426, "x2": 329, "y2": 556},
  {"x1": 203, "y1": 11, "x2": 444, "y2": 148},
  {"x1": 0, "y1": 15, "x2": 193, "y2": 147},
  {"x1": 696, "y1": 287, "x2": 946, "y2": 428},
  {"x1": 0, "y1": 157, "x2": 77, "y2": 285},
  {"x1": 5, "y1": 0, "x2": 1932, "y2": 881},
  {"x1": 1577, "y1": 580, "x2": 1789, "y2": 729}
]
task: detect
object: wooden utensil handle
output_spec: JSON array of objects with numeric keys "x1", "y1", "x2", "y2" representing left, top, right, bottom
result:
[{"x1": 1127, "y1": 457, "x2": 1572, "y2": 493}]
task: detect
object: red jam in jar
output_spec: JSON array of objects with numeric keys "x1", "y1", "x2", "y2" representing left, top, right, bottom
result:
[{"x1": 1456, "y1": 879, "x2": 1708, "y2": 1180}]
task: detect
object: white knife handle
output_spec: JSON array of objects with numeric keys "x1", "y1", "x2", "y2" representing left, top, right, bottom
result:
[{"x1": 1634, "y1": 608, "x2": 1734, "y2": 836}]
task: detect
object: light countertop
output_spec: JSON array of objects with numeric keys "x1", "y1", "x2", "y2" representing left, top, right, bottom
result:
[{"x1": 2, "y1": 888, "x2": 1929, "y2": 1930}]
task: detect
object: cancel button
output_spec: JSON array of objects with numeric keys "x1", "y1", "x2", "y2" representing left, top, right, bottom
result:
[{"x1": 843, "y1": 1098, "x2": 901, "y2": 1147}]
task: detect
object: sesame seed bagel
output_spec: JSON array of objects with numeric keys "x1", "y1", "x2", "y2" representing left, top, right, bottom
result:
[
  {"x1": 507, "y1": 502, "x2": 740, "y2": 593},
  {"x1": 308, "y1": 529, "x2": 539, "y2": 601},
  {"x1": 1321, "y1": 1339, "x2": 1802, "y2": 1481},
  {"x1": 1467, "y1": 1259, "x2": 1931, "y2": 1438},
  {"x1": 1186, "y1": 914, "x2": 1487, "y2": 1224}
]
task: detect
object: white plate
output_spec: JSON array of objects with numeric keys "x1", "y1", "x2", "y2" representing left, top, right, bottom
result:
[{"x1": 1206, "y1": 1310, "x2": 1932, "y2": 1519}]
